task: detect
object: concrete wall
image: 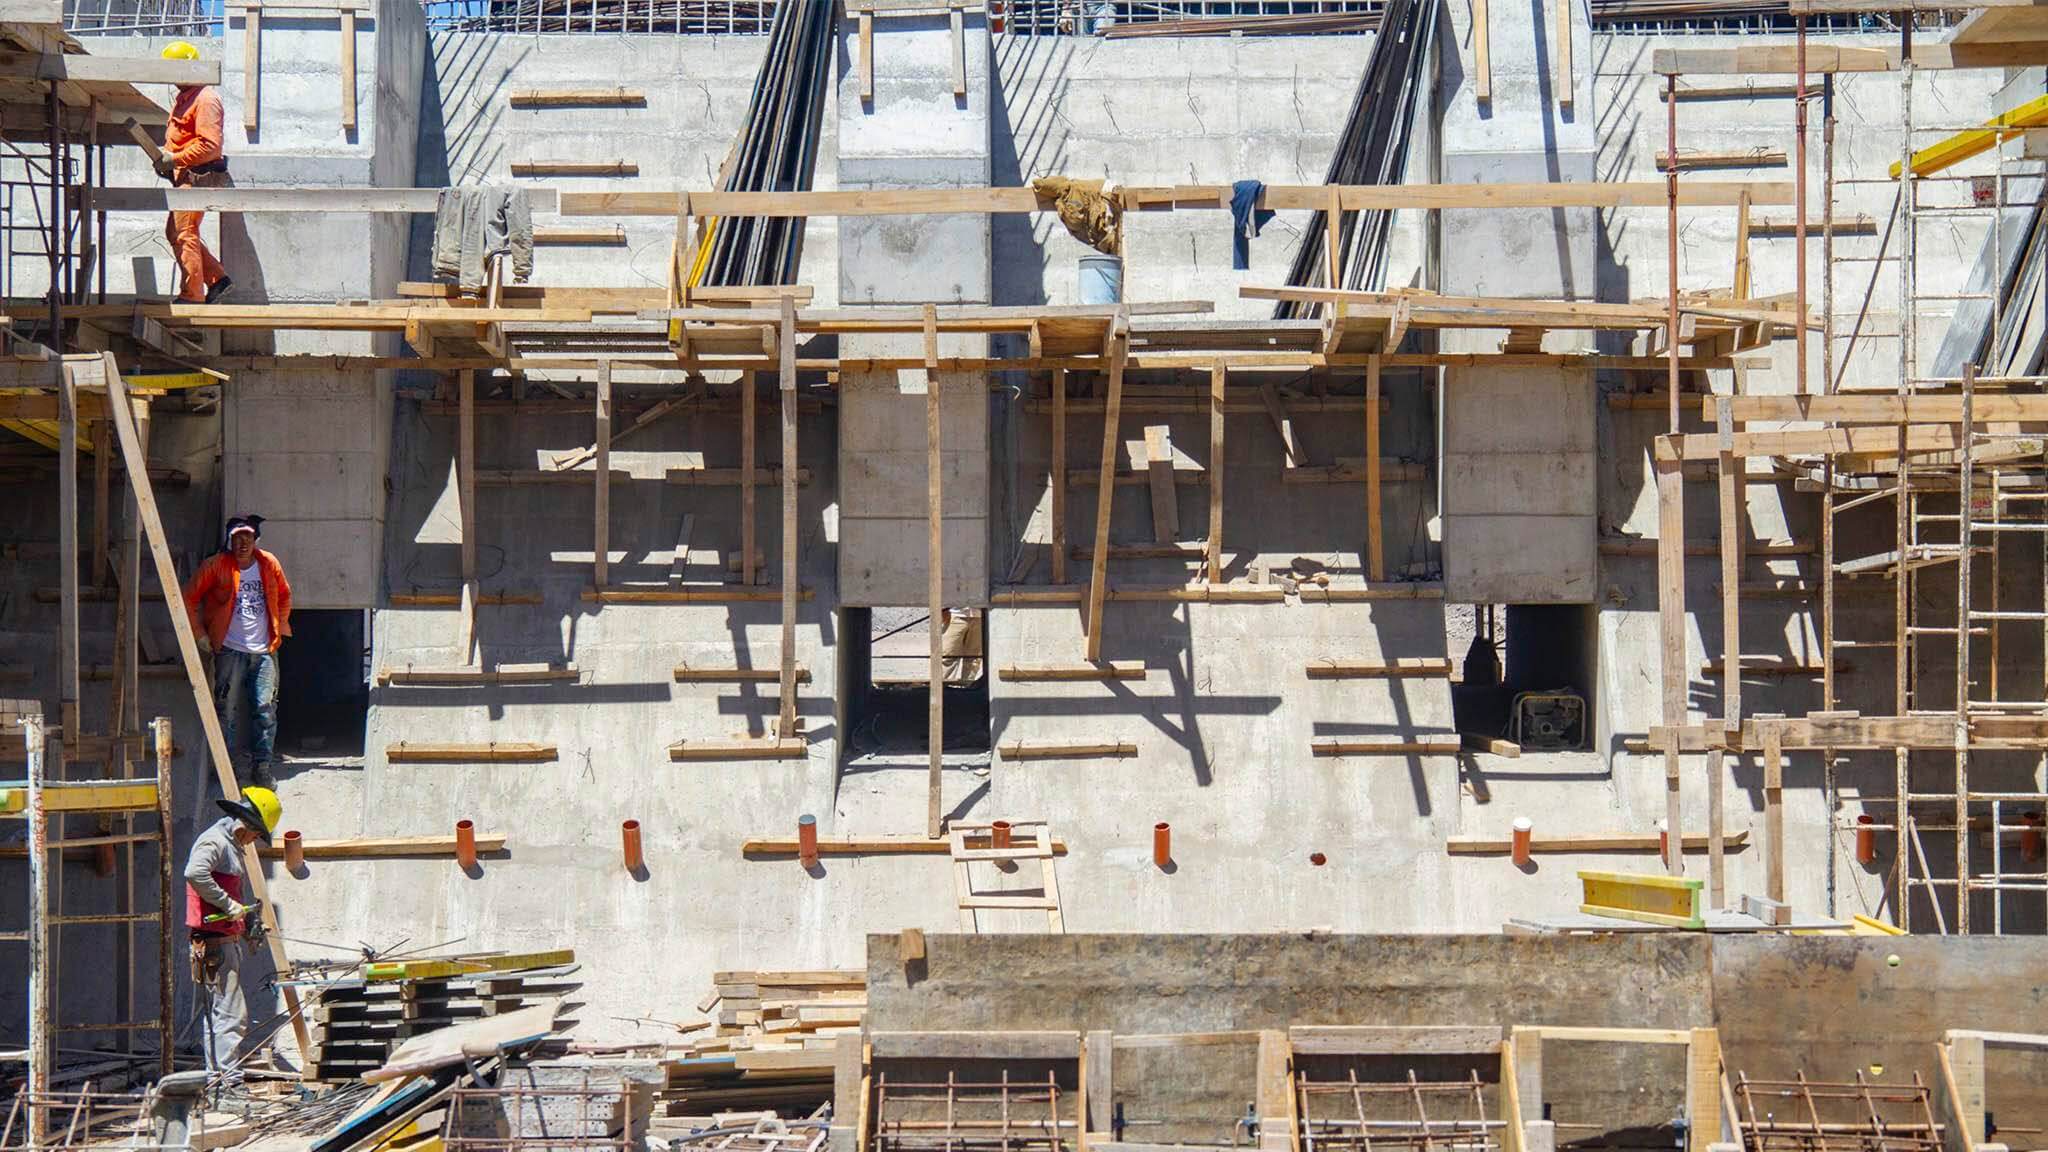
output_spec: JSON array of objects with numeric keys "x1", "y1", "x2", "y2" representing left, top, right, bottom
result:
[{"x1": 867, "y1": 933, "x2": 2048, "y2": 1138}]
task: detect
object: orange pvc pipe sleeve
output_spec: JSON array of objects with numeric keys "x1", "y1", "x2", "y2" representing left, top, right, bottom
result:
[
  {"x1": 991, "y1": 820, "x2": 1013, "y2": 850},
  {"x1": 2022, "y1": 812, "x2": 2044, "y2": 863},
  {"x1": 1511, "y1": 817, "x2": 1533, "y2": 867},
  {"x1": 1152, "y1": 822, "x2": 1171, "y2": 868},
  {"x1": 622, "y1": 820, "x2": 643, "y2": 873},
  {"x1": 283, "y1": 829, "x2": 305, "y2": 872},
  {"x1": 1855, "y1": 814, "x2": 1877, "y2": 865},
  {"x1": 455, "y1": 819, "x2": 477, "y2": 870},
  {"x1": 797, "y1": 814, "x2": 819, "y2": 868}
]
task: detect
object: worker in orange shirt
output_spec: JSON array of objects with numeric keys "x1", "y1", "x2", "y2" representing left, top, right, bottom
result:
[{"x1": 157, "y1": 42, "x2": 232, "y2": 303}]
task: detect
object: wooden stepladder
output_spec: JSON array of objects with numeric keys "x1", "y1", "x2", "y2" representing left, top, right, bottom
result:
[{"x1": 949, "y1": 821, "x2": 1064, "y2": 933}]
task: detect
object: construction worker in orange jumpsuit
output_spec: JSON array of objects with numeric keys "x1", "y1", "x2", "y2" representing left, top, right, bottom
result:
[{"x1": 157, "y1": 42, "x2": 232, "y2": 303}]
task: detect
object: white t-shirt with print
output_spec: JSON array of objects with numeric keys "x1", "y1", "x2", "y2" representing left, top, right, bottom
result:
[{"x1": 223, "y1": 560, "x2": 271, "y2": 654}]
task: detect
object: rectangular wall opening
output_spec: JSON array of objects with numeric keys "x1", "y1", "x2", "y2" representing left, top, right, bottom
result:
[
  {"x1": 840, "y1": 607, "x2": 990, "y2": 756},
  {"x1": 1450, "y1": 603, "x2": 1596, "y2": 752},
  {"x1": 277, "y1": 608, "x2": 369, "y2": 758}
]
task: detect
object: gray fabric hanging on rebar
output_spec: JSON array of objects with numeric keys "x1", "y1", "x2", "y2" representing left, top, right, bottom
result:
[
  {"x1": 697, "y1": 0, "x2": 835, "y2": 288},
  {"x1": 1274, "y1": 0, "x2": 1437, "y2": 321}
]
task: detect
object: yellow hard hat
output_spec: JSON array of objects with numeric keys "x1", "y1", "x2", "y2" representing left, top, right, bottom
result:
[
  {"x1": 217, "y1": 786, "x2": 281, "y2": 842},
  {"x1": 161, "y1": 41, "x2": 200, "y2": 61}
]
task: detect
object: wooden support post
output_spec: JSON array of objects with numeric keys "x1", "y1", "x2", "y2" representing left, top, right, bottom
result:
[
  {"x1": 1656, "y1": 451, "x2": 1686, "y2": 877},
  {"x1": 1712, "y1": 396, "x2": 1738, "y2": 906},
  {"x1": 1085, "y1": 320, "x2": 1129, "y2": 663},
  {"x1": 1052, "y1": 368, "x2": 1068, "y2": 585},
  {"x1": 858, "y1": 10, "x2": 874, "y2": 103},
  {"x1": 1555, "y1": 0, "x2": 1573, "y2": 112},
  {"x1": 1085, "y1": 1029, "x2": 1113, "y2": 1141},
  {"x1": 1948, "y1": 1032, "x2": 1985, "y2": 1150},
  {"x1": 98, "y1": 354, "x2": 310, "y2": 1065},
  {"x1": 58, "y1": 378, "x2": 79, "y2": 740},
  {"x1": 594, "y1": 359, "x2": 611, "y2": 588},
  {"x1": 339, "y1": 7, "x2": 356, "y2": 134},
  {"x1": 1207, "y1": 365, "x2": 1224, "y2": 584},
  {"x1": 91, "y1": 419, "x2": 109, "y2": 584},
  {"x1": 1143, "y1": 424, "x2": 1177, "y2": 544},
  {"x1": 1366, "y1": 353, "x2": 1384, "y2": 582},
  {"x1": 925, "y1": 304, "x2": 944, "y2": 841},
  {"x1": 1707, "y1": 748, "x2": 1726, "y2": 910},
  {"x1": 743, "y1": 370, "x2": 758, "y2": 586},
  {"x1": 949, "y1": 4, "x2": 966, "y2": 97},
  {"x1": 1685, "y1": 1029, "x2": 1720, "y2": 1152},
  {"x1": 1258, "y1": 379, "x2": 1302, "y2": 468},
  {"x1": 778, "y1": 299, "x2": 799, "y2": 739},
  {"x1": 458, "y1": 370, "x2": 477, "y2": 662},
  {"x1": 1732, "y1": 189, "x2": 1752, "y2": 300},
  {"x1": 1323, "y1": 186, "x2": 1342, "y2": 290},
  {"x1": 243, "y1": 6, "x2": 260, "y2": 135},
  {"x1": 1474, "y1": 0, "x2": 1491, "y2": 104},
  {"x1": 1514, "y1": 1030, "x2": 1544, "y2": 1129},
  {"x1": 1255, "y1": 1030, "x2": 1292, "y2": 1152},
  {"x1": 1763, "y1": 721, "x2": 1784, "y2": 903}
]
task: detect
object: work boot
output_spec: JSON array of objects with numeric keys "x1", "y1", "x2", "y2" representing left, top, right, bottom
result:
[
  {"x1": 248, "y1": 761, "x2": 275, "y2": 789},
  {"x1": 204, "y1": 276, "x2": 234, "y2": 304}
]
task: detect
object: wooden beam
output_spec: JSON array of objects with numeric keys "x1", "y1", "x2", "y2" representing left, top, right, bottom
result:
[
  {"x1": 1659, "y1": 424, "x2": 2011, "y2": 460},
  {"x1": 868, "y1": 1031, "x2": 1081, "y2": 1061},
  {"x1": 925, "y1": 306, "x2": 944, "y2": 841},
  {"x1": 98, "y1": 354, "x2": 310, "y2": 1064},
  {"x1": 1257, "y1": 379, "x2": 1302, "y2": 467},
  {"x1": 1686, "y1": 1029, "x2": 1720, "y2": 1152},
  {"x1": 1206, "y1": 366, "x2": 1223, "y2": 583},
  {"x1": 1305, "y1": 659, "x2": 1453, "y2": 679},
  {"x1": 742, "y1": 834, "x2": 1069, "y2": 857},
  {"x1": 673, "y1": 665, "x2": 811, "y2": 683},
  {"x1": 1554, "y1": 0, "x2": 1572, "y2": 111},
  {"x1": 386, "y1": 742, "x2": 557, "y2": 763},
  {"x1": 508, "y1": 88, "x2": 646, "y2": 107},
  {"x1": 1254, "y1": 1032, "x2": 1292, "y2": 1152},
  {"x1": 738, "y1": 372, "x2": 757, "y2": 586},
  {"x1": 1365, "y1": 353, "x2": 1383, "y2": 581},
  {"x1": 1446, "y1": 830, "x2": 1749, "y2": 854},
  {"x1": 0, "y1": 50, "x2": 220, "y2": 86},
  {"x1": 1473, "y1": 0, "x2": 1490, "y2": 103},
  {"x1": 1762, "y1": 721, "x2": 1784, "y2": 904},
  {"x1": 949, "y1": 4, "x2": 966, "y2": 97},
  {"x1": 339, "y1": 7, "x2": 356, "y2": 134},
  {"x1": 1656, "y1": 455, "x2": 1687, "y2": 877},
  {"x1": 242, "y1": 5, "x2": 259, "y2": 135},
  {"x1": 257, "y1": 833, "x2": 506, "y2": 859},
  {"x1": 377, "y1": 664, "x2": 577, "y2": 686},
  {"x1": 1000, "y1": 741, "x2": 1138, "y2": 761},
  {"x1": 1085, "y1": 321, "x2": 1129, "y2": 663},
  {"x1": 1579, "y1": 869, "x2": 1705, "y2": 929},
  {"x1": 1656, "y1": 150, "x2": 1788, "y2": 172},
  {"x1": 1052, "y1": 368, "x2": 1068, "y2": 585},
  {"x1": 593, "y1": 360, "x2": 611, "y2": 588},
  {"x1": 509, "y1": 160, "x2": 638, "y2": 177},
  {"x1": 999, "y1": 661, "x2": 1146, "y2": 681},
  {"x1": 457, "y1": 370, "x2": 476, "y2": 662},
  {"x1": 552, "y1": 181, "x2": 1795, "y2": 218},
  {"x1": 1700, "y1": 392, "x2": 2048, "y2": 422},
  {"x1": 858, "y1": 9, "x2": 874, "y2": 102},
  {"x1": 1143, "y1": 424, "x2": 1177, "y2": 543},
  {"x1": 1733, "y1": 190, "x2": 1752, "y2": 299},
  {"x1": 777, "y1": 299, "x2": 799, "y2": 739},
  {"x1": 1311, "y1": 739, "x2": 1463, "y2": 756},
  {"x1": 1288, "y1": 1026, "x2": 1503, "y2": 1056},
  {"x1": 669, "y1": 738, "x2": 808, "y2": 762}
]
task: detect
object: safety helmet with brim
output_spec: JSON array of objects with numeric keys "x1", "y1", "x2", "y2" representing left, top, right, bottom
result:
[{"x1": 215, "y1": 786, "x2": 280, "y2": 843}]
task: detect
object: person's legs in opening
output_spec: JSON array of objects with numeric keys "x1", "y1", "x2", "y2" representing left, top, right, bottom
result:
[
  {"x1": 169, "y1": 208, "x2": 223, "y2": 303},
  {"x1": 211, "y1": 649, "x2": 252, "y2": 786},
  {"x1": 248, "y1": 652, "x2": 279, "y2": 787}
]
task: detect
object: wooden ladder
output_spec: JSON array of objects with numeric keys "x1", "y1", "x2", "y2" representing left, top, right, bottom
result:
[{"x1": 949, "y1": 822, "x2": 1064, "y2": 933}]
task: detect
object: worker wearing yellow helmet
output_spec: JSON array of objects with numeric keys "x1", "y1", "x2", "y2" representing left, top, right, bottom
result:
[
  {"x1": 156, "y1": 40, "x2": 232, "y2": 303},
  {"x1": 185, "y1": 786, "x2": 278, "y2": 1075}
]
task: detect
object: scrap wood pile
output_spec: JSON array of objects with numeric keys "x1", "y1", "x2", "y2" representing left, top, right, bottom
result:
[
  {"x1": 303, "y1": 949, "x2": 582, "y2": 1082},
  {"x1": 660, "y1": 969, "x2": 865, "y2": 1121}
]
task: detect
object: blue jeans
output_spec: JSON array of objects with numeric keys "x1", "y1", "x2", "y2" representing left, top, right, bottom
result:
[{"x1": 212, "y1": 648, "x2": 278, "y2": 783}]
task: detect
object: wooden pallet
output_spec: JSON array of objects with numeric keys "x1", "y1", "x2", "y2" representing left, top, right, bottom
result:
[{"x1": 949, "y1": 822, "x2": 1064, "y2": 934}]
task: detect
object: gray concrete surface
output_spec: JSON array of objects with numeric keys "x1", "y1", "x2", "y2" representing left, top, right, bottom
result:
[{"x1": 2, "y1": 16, "x2": 2042, "y2": 1068}]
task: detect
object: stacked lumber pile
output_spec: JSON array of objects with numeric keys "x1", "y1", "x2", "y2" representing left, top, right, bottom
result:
[
  {"x1": 660, "y1": 970, "x2": 864, "y2": 1121},
  {"x1": 306, "y1": 951, "x2": 581, "y2": 1082}
]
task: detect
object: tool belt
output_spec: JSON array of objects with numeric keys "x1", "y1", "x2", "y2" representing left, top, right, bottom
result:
[{"x1": 190, "y1": 934, "x2": 240, "y2": 986}]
